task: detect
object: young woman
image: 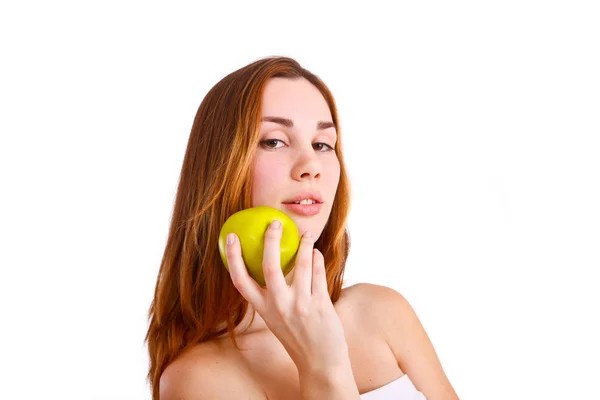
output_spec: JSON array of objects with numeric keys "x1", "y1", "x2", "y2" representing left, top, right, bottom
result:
[{"x1": 145, "y1": 56, "x2": 459, "y2": 399}]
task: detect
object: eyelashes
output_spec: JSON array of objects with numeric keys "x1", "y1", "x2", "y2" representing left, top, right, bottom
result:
[{"x1": 260, "y1": 139, "x2": 335, "y2": 152}]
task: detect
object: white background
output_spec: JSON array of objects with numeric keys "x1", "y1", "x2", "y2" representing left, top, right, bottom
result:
[{"x1": 1, "y1": 1, "x2": 598, "y2": 399}]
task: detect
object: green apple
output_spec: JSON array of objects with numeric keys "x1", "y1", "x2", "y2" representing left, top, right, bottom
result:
[{"x1": 218, "y1": 206, "x2": 301, "y2": 287}]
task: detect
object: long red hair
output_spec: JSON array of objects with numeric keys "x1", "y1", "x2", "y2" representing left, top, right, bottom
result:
[{"x1": 144, "y1": 56, "x2": 353, "y2": 399}]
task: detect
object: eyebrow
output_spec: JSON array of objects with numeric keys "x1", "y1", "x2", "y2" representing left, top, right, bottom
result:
[{"x1": 261, "y1": 116, "x2": 336, "y2": 130}]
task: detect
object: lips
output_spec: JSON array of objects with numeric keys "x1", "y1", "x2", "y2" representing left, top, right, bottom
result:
[
  {"x1": 282, "y1": 191, "x2": 324, "y2": 204},
  {"x1": 282, "y1": 202, "x2": 322, "y2": 216}
]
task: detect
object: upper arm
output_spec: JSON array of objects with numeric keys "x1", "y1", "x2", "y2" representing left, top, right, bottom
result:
[
  {"x1": 159, "y1": 352, "x2": 266, "y2": 400},
  {"x1": 358, "y1": 283, "x2": 460, "y2": 400}
]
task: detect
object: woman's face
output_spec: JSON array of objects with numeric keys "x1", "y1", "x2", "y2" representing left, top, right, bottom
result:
[{"x1": 252, "y1": 77, "x2": 340, "y2": 243}]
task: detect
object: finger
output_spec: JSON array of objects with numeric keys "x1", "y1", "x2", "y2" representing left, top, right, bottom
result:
[
  {"x1": 262, "y1": 220, "x2": 288, "y2": 295},
  {"x1": 291, "y1": 231, "x2": 315, "y2": 297},
  {"x1": 226, "y1": 232, "x2": 265, "y2": 312},
  {"x1": 311, "y1": 249, "x2": 328, "y2": 296}
]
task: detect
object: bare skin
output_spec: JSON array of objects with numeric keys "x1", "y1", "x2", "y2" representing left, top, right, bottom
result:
[
  {"x1": 169, "y1": 283, "x2": 406, "y2": 399},
  {"x1": 160, "y1": 78, "x2": 459, "y2": 399}
]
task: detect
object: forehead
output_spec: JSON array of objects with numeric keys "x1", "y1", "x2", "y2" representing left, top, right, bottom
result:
[{"x1": 260, "y1": 77, "x2": 332, "y2": 124}]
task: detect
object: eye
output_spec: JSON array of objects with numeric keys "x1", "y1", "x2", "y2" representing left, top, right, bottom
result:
[
  {"x1": 314, "y1": 142, "x2": 335, "y2": 152},
  {"x1": 260, "y1": 139, "x2": 335, "y2": 152},
  {"x1": 260, "y1": 139, "x2": 285, "y2": 149}
]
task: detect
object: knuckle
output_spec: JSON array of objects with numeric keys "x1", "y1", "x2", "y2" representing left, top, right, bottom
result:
[
  {"x1": 231, "y1": 277, "x2": 245, "y2": 289},
  {"x1": 293, "y1": 301, "x2": 310, "y2": 317},
  {"x1": 262, "y1": 258, "x2": 273, "y2": 271},
  {"x1": 314, "y1": 299, "x2": 328, "y2": 314},
  {"x1": 313, "y1": 258, "x2": 323, "y2": 271},
  {"x1": 314, "y1": 289, "x2": 328, "y2": 302},
  {"x1": 302, "y1": 235, "x2": 315, "y2": 245},
  {"x1": 301, "y1": 253, "x2": 313, "y2": 268},
  {"x1": 265, "y1": 227, "x2": 281, "y2": 239},
  {"x1": 263, "y1": 264, "x2": 276, "y2": 277},
  {"x1": 301, "y1": 260, "x2": 312, "y2": 271},
  {"x1": 232, "y1": 280, "x2": 243, "y2": 289},
  {"x1": 226, "y1": 245, "x2": 237, "y2": 257},
  {"x1": 273, "y1": 300, "x2": 289, "y2": 316}
]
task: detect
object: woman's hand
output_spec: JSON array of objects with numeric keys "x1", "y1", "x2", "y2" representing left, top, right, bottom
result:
[{"x1": 225, "y1": 219, "x2": 352, "y2": 377}]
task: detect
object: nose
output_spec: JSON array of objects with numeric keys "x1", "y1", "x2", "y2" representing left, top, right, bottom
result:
[{"x1": 291, "y1": 149, "x2": 321, "y2": 181}]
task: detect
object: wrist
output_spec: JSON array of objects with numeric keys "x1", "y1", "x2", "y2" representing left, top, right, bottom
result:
[
  {"x1": 297, "y1": 359, "x2": 352, "y2": 381},
  {"x1": 295, "y1": 346, "x2": 353, "y2": 380},
  {"x1": 298, "y1": 366, "x2": 359, "y2": 400},
  {"x1": 298, "y1": 364, "x2": 356, "y2": 387}
]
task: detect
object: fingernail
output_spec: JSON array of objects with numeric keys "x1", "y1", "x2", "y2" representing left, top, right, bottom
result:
[
  {"x1": 227, "y1": 233, "x2": 234, "y2": 245},
  {"x1": 304, "y1": 231, "x2": 312, "y2": 238},
  {"x1": 271, "y1": 220, "x2": 281, "y2": 229}
]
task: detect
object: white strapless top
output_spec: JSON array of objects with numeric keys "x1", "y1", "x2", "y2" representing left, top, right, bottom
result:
[{"x1": 359, "y1": 374, "x2": 426, "y2": 400}]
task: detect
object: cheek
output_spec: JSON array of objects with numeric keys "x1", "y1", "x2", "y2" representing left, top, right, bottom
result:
[
  {"x1": 252, "y1": 157, "x2": 286, "y2": 204},
  {"x1": 326, "y1": 159, "x2": 341, "y2": 187}
]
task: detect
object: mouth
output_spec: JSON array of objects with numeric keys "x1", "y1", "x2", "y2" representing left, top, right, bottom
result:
[
  {"x1": 282, "y1": 202, "x2": 322, "y2": 216},
  {"x1": 282, "y1": 191, "x2": 324, "y2": 205}
]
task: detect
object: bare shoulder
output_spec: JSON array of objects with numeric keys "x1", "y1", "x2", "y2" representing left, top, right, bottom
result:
[
  {"x1": 338, "y1": 282, "x2": 402, "y2": 322},
  {"x1": 343, "y1": 282, "x2": 420, "y2": 343},
  {"x1": 159, "y1": 342, "x2": 267, "y2": 400},
  {"x1": 345, "y1": 282, "x2": 460, "y2": 399}
]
